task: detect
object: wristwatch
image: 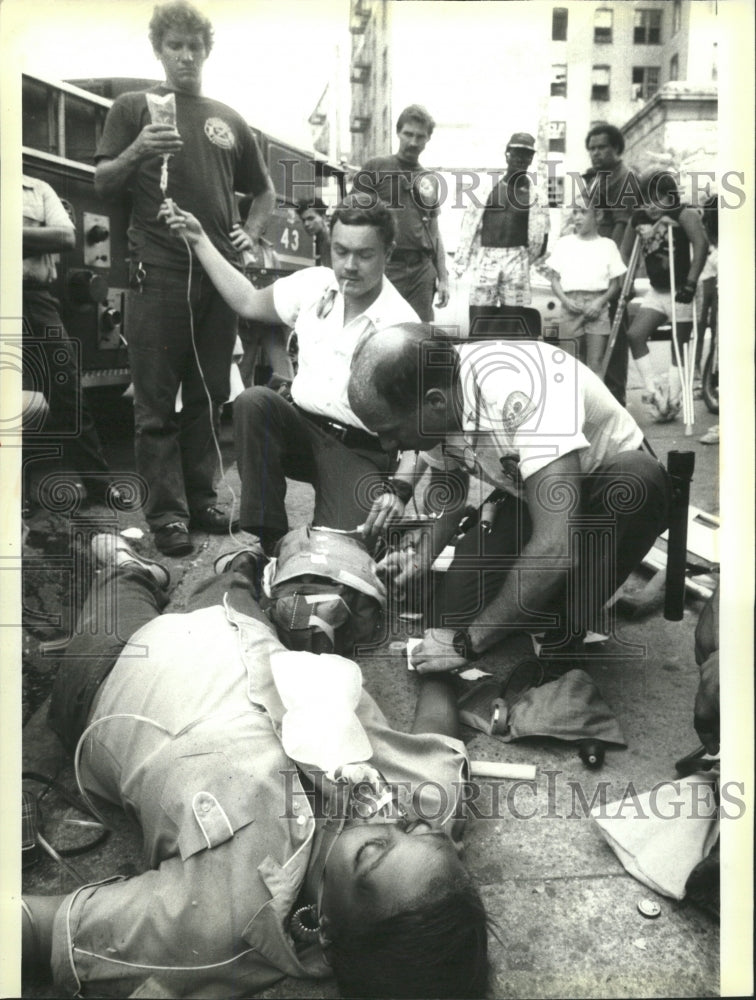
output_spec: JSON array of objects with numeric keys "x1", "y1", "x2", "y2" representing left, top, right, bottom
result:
[
  {"x1": 384, "y1": 477, "x2": 414, "y2": 505},
  {"x1": 452, "y1": 628, "x2": 480, "y2": 662}
]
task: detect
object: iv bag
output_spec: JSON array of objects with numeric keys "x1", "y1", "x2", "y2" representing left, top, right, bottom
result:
[{"x1": 146, "y1": 92, "x2": 177, "y2": 130}]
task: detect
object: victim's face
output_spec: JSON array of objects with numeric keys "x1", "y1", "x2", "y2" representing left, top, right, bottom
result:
[{"x1": 319, "y1": 820, "x2": 463, "y2": 928}]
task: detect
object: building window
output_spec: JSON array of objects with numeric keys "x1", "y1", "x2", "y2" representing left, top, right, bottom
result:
[
  {"x1": 672, "y1": 0, "x2": 682, "y2": 34},
  {"x1": 547, "y1": 175, "x2": 565, "y2": 208},
  {"x1": 591, "y1": 66, "x2": 610, "y2": 101},
  {"x1": 594, "y1": 8, "x2": 613, "y2": 44},
  {"x1": 669, "y1": 53, "x2": 679, "y2": 82},
  {"x1": 548, "y1": 121, "x2": 566, "y2": 154},
  {"x1": 634, "y1": 9, "x2": 663, "y2": 45},
  {"x1": 551, "y1": 65, "x2": 567, "y2": 97},
  {"x1": 632, "y1": 66, "x2": 660, "y2": 101},
  {"x1": 552, "y1": 7, "x2": 568, "y2": 41}
]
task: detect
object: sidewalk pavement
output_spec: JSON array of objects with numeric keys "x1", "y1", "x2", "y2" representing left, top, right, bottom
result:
[{"x1": 21, "y1": 358, "x2": 723, "y2": 997}]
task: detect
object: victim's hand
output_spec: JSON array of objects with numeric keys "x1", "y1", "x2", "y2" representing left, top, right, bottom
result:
[
  {"x1": 410, "y1": 628, "x2": 467, "y2": 674},
  {"x1": 158, "y1": 200, "x2": 204, "y2": 245},
  {"x1": 332, "y1": 762, "x2": 384, "y2": 790},
  {"x1": 377, "y1": 537, "x2": 430, "y2": 601}
]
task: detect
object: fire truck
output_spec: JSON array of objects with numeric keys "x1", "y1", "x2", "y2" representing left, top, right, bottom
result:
[{"x1": 21, "y1": 72, "x2": 349, "y2": 389}]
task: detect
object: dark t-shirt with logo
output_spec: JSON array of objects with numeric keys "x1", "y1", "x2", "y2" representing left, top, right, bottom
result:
[
  {"x1": 353, "y1": 154, "x2": 439, "y2": 252},
  {"x1": 96, "y1": 86, "x2": 269, "y2": 270}
]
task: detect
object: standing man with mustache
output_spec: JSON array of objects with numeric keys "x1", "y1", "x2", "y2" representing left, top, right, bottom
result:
[
  {"x1": 94, "y1": 0, "x2": 275, "y2": 556},
  {"x1": 353, "y1": 105, "x2": 449, "y2": 322}
]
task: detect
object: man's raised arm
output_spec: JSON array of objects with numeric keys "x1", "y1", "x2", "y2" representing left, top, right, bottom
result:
[{"x1": 158, "y1": 200, "x2": 281, "y2": 322}]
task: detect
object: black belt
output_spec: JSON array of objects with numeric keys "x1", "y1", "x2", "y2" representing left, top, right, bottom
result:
[
  {"x1": 390, "y1": 248, "x2": 433, "y2": 265},
  {"x1": 295, "y1": 405, "x2": 384, "y2": 452}
]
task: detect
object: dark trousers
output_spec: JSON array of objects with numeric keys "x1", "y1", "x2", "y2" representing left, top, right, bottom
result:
[
  {"x1": 48, "y1": 564, "x2": 270, "y2": 751},
  {"x1": 430, "y1": 450, "x2": 669, "y2": 638},
  {"x1": 385, "y1": 255, "x2": 437, "y2": 322},
  {"x1": 22, "y1": 289, "x2": 110, "y2": 495},
  {"x1": 126, "y1": 264, "x2": 237, "y2": 529},
  {"x1": 603, "y1": 301, "x2": 629, "y2": 407},
  {"x1": 233, "y1": 387, "x2": 396, "y2": 537}
]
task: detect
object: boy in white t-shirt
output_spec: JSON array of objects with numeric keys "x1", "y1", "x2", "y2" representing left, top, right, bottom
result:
[{"x1": 547, "y1": 203, "x2": 626, "y2": 374}]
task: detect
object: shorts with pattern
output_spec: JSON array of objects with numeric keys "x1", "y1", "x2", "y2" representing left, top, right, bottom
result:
[{"x1": 468, "y1": 246, "x2": 532, "y2": 307}]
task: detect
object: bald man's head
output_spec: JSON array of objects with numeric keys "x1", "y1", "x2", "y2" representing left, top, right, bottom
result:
[{"x1": 348, "y1": 324, "x2": 460, "y2": 452}]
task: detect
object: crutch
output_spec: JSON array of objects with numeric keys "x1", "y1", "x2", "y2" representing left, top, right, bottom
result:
[
  {"x1": 667, "y1": 225, "x2": 694, "y2": 434},
  {"x1": 600, "y1": 234, "x2": 641, "y2": 381},
  {"x1": 686, "y1": 242, "x2": 700, "y2": 413}
]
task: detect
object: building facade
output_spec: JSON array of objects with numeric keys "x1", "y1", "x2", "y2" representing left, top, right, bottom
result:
[{"x1": 343, "y1": 0, "x2": 718, "y2": 208}]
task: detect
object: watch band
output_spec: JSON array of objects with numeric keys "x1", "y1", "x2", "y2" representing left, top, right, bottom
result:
[
  {"x1": 452, "y1": 628, "x2": 480, "y2": 662},
  {"x1": 385, "y1": 477, "x2": 414, "y2": 506}
]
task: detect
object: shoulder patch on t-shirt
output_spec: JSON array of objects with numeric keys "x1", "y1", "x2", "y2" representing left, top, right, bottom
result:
[
  {"x1": 204, "y1": 117, "x2": 236, "y2": 149},
  {"x1": 501, "y1": 391, "x2": 535, "y2": 432}
]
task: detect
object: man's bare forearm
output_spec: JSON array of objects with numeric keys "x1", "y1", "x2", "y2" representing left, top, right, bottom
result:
[
  {"x1": 411, "y1": 674, "x2": 460, "y2": 739},
  {"x1": 94, "y1": 149, "x2": 144, "y2": 199},
  {"x1": 467, "y1": 538, "x2": 570, "y2": 653},
  {"x1": 243, "y1": 187, "x2": 276, "y2": 241},
  {"x1": 192, "y1": 232, "x2": 278, "y2": 320}
]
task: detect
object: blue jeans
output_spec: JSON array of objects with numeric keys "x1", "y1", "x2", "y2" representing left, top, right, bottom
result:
[{"x1": 127, "y1": 264, "x2": 237, "y2": 528}]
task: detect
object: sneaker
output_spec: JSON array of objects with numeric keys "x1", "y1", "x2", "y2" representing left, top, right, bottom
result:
[
  {"x1": 189, "y1": 505, "x2": 240, "y2": 534},
  {"x1": 153, "y1": 522, "x2": 193, "y2": 556},
  {"x1": 699, "y1": 425, "x2": 719, "y2": 445},
  {"x1": 213, "y1": 542, "x2": 266, "y2": 577},
  {"x1": 91, "y1": 533, "x2": 170, "y2": 588}
]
